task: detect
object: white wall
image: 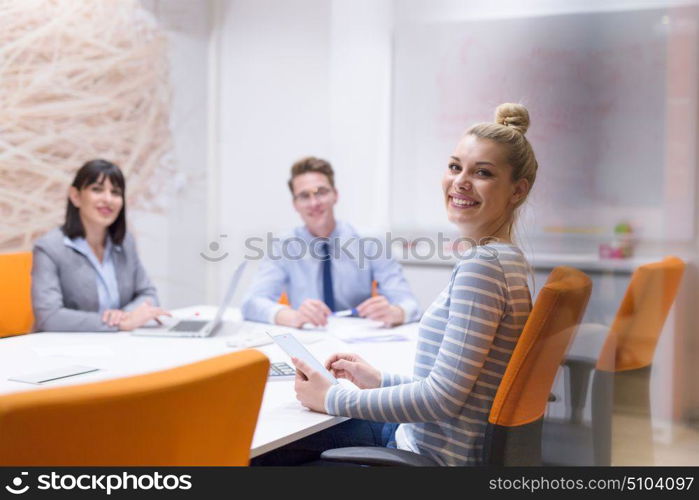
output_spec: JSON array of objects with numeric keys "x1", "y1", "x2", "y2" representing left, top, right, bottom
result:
[
  {"x1": 328, "y1": 0, "x2": 393, "y2": 234},
  {"x1": 215, "y1": 0, "x2": 393, "y2": 303},
  {"x1": 215, "y1": 0, "x2": 332, "y2": 302},
  {"x1": 134, "y1": 0, "x2": 210, "y2": 308}
]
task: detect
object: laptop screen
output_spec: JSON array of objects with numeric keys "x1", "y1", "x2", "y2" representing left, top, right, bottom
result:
[{"x1": 210, "y1": 261, "x2": 247, "y2": 329}]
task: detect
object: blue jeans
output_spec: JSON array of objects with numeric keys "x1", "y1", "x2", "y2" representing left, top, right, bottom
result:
[{"x1": 251, "y1": 419, "x2": 399, "y2": 466}]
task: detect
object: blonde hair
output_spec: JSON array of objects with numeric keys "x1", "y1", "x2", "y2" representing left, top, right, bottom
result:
[
  {"x1": 465, "y1": 103, "x2": 539, "y2": 240},
  {"x1": 466, "y1": 103, "x2": 538, "y2": 208}
]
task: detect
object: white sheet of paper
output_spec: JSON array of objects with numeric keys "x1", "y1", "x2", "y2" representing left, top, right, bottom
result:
[
  {"x1": 327, "y1": 317, "x2": 386, "y2": 341},
  {"x1": 31, "y1": 345, "x2": 115, "y2": 358},
  {"x1": 9, "y1": 365, "x2": 100, "y2": 384}
]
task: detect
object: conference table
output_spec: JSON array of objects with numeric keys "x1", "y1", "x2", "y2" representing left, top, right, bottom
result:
[{"x1": 0, "y1": 306, "x2": 418, "y2": 458}]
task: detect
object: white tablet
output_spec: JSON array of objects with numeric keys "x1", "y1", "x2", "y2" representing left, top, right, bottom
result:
[
  {"x1": 267, "y1": 332, "x2": 338, "y2": 384},
  {"x1": 9, "y1": 365, "x2": 100, "y2": 385}
]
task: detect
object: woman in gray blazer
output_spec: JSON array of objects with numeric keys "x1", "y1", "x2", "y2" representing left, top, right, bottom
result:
[{"x1": 32, "y1": 159, "x2": 169, "y2": 332}]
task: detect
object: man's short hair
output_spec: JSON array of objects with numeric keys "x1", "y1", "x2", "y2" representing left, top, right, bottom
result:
[{"x1": 288, "y1": 156, "x2": 335, "y2": 194}]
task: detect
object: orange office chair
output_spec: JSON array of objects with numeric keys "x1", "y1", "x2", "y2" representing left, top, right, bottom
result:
[
  {"x1": 0, "y1": 350, "x2": 269, "y2": 465},
  {"x1": 320, "y1": 266, "x2": 592, "y2": 466},
  {"x1": 543, "y1": 256, "x2": 685, "y2": 466},
  {"x1": 0, "y1": 252, "x2": 34, "y2": 337}
]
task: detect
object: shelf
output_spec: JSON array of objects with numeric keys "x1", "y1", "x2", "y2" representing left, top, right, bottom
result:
[{"x1": 398, "y1": 252, "x2": 658, "y2": 273}]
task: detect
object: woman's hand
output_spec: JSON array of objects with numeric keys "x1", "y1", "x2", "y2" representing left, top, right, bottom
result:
[
  {"x1": 292, "y1": 357, "x2": 332, "y2": 413},
  {"x1": 118, "y1": 299, "x2": 171, "y2": 331},
  {"x1": 356, "y1": 296, "x2": 405, "y2": 327},
  {"x1": 102, "y1": 309, "x2": 126, "y2": 327},
  {"x1": 275, "y1": 299, "x2": 332, "y2": 328},
  {"x1": 325, "y1": 352, "x2": 381, "y2": 389}
]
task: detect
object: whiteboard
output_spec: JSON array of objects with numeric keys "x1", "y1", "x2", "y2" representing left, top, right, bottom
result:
[{"x1": 390, "y1": 7, "x2": 698, "y2": 242}]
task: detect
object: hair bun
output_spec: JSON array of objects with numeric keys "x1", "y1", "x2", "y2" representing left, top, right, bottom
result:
[{"x1": 495, "y1": 103, "x2": 530, "y2": 135}]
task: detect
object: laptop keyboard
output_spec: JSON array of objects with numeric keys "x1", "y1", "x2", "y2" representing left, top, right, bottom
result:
[
  {"x1": 269, "y1": 362, "x2": 296, "y2": 379},
  {"x1": 170, "y1": 320, "x2": 208, "y2": 333}
]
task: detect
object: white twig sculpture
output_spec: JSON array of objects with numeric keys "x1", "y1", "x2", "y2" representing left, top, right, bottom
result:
[{"x1": 0, "y1": 0, "x2": 173, "y2": 251}]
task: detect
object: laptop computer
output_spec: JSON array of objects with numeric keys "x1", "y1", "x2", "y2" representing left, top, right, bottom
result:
[{"x1": 132, "y1": 261, "x2": 247, "y2": 338}]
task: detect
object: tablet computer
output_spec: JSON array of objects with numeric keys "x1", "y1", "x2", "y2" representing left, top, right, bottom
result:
[
  {"x1": 267, "y1": 332, "x2": 338, "y2": 384},
  {"x1": 8, "y1": 365, "x2": 100, "y2": 385}
]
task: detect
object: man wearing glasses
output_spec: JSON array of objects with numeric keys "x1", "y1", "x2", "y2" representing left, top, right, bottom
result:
[{"x1": 242, "y1": 156, "x2": 419, "y2": 328}]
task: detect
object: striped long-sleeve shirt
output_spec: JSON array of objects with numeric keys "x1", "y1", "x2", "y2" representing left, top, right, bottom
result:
[{"x1": 324, "y1": 243, "x2": 532, "y2": 466}]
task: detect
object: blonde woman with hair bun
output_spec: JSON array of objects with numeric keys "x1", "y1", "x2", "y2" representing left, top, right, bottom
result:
[
  {"x1": 253, "y1": 103, "x2": 539, "y2": 467},
  {"x1": 445, "y1": 102, "x2": 538, "y2": 242}
]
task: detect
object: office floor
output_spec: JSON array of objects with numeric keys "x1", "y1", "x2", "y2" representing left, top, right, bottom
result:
[{"x1": 613, "y1": 415, "x2": 699, "y2": 466}]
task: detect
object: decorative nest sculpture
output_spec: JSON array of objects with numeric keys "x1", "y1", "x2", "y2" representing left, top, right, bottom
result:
[{"x1": 0, "y1": 0, "x2": 173, "y2": 251}]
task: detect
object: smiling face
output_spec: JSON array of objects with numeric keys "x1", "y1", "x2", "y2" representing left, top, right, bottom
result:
[
  {"x1": 291, "y1": 172, "x2": 338, "y2": 236},
  {"x1": 69, "y1": 175, "x2": 124, "y2": 233},
  {"x1": 442, "y1": 134, "x2": 529, "y2": 242}
]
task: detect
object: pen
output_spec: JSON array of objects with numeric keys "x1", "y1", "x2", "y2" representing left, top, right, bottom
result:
[{"x1": 333, "y1": 308, "x2": 358, "y2": 317}]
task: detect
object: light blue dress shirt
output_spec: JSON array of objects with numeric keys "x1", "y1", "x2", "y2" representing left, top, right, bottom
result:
[
  {"x1": 241, "y1": 221, "x2": 420, "y2": 324},
  {"x1": 63, "y1": 236, "x2": 120, "y2": 313}
]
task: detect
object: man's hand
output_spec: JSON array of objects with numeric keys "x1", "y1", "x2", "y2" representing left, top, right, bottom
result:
[
  {"x1": 356, "y1": 295, "x2": 405, "y2": 327},
  {"x1": 275, "y1": 299, "x2": 332, "y2": 328}
]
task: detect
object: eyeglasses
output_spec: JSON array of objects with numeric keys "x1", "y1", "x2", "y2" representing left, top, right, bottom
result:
[{"x1": 293, "y1": 186, "x2": 333, "y2": 204}]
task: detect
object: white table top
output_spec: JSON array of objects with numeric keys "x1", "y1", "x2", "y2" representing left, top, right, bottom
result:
[{"x1": 0, "y1": 306, "x2": 418, "y2": 458}]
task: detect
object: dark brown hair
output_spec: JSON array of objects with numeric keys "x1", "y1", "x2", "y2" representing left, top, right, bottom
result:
[
  {"x1": 62, "y1": 159, "x2": 127, "y2": 245},
  {"x1": 287, "y1": 156, "x2": 335, "y2": 194}
]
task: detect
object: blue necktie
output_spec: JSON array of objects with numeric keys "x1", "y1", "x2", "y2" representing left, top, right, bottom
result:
[{"x1": 321, "y1": 242, "x2": 335, "y2": 312}]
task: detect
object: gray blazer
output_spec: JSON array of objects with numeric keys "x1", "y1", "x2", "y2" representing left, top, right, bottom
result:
[{"x1": 31, "y1": 228, "x2": 159, "y2": 332}]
